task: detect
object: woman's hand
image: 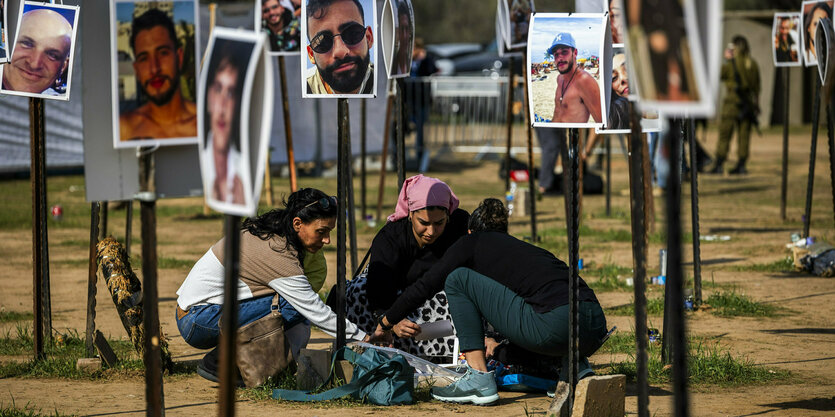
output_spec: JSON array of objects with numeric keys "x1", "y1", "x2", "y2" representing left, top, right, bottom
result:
[
  {"x1": 392, "y1": 319, "x2": 422, "y2": 339},
  {"x1": 484, "y1": 337, "x2": 500, "y2": 358},
  {"x1": 365, "y1": 325, "x2": 393, "y2": 346}
]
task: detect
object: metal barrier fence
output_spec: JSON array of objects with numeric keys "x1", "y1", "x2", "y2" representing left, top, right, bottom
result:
[{"x1": 400, "y1": 76, "x2": 530, "y2": 159}]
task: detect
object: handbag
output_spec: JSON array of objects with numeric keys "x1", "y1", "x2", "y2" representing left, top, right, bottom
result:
[
  {"x1": 234, "y1": 294, "x2": 293, "y2": 388},
  {"x1": 272, "y1": 346, "x2": 415, "y2": 405}
]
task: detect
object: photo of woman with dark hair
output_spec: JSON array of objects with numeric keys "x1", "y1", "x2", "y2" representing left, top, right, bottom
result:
[{"x1": 802, "y1": 0, "x2": 833, "y2": 67}]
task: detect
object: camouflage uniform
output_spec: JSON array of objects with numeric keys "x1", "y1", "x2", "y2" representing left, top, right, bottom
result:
[{"x1": 715, "y1": 51, "x2": 760, "y2": 164}]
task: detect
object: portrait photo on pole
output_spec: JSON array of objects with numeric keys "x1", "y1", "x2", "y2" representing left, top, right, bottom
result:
[
  {"x1": 527, "y1": 13, "x2": 608, "y2": 128},
  {"x1": 622, "y1": 0, "x2": 712, "y2": 117},
  {"x1": 773, "y1": 13, "x2": 802, "y2": 67},
  {"x1": 0, "y1": 0, "x2": 9, "y2": 64},
  {"x1": 301, "y1": 0, "x2": 377, "y2": 98},
  {"x1": 502, "y1": 0, "x2": 534, "y2": 50},
  {"x1": 258, "y1": 0, "x2": 302, "y2": 56},
  {"x1": 596, "y1": 45, "x2": 661, "y2": 134},
  {"x1": 198, "y1": 28, "x2": 269, "y2": 217},
  {"x1": 0, "y1": 2, "x2": 79, "y2": 100},
  {"x1": 801, "y1": 0, "x2": 833, "y2": 68},
  {"x1": 380, "y1": 0, "x2": 414, "y2": 79},
  {"x1": 110, "y1": 0, "x2": 200, "y2": 149},
  {"x1": 815, "y1": 16, "x2": 835, "y2": 96}
]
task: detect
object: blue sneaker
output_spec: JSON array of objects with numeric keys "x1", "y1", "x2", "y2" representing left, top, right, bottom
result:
[{"x1": 431, "y1": 366, "x2": 499, "y2": 405}]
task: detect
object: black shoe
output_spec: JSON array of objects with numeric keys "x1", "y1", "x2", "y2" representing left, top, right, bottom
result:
[
  {"x1": 729, "y1": 164, "x2": 748, "y2": 175},
  {"x1": 696, "y1": 155, "x2": 714, "y2": 173},
  {"x1": 197, "y1": 348, "x2": 245, "y2": 387},
  {"x1": 708, "y1": 163, "x2": 723, "y2": 174}
]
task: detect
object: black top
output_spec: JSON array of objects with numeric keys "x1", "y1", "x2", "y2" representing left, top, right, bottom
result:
[
  {"x1": 385, "y1": 230, "x2": 599, "y2": 323},
  {"x1": 365, "y1": 209, "x2": 470, "y2": 311}
]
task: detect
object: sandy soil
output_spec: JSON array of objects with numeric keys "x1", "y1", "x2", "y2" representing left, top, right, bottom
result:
[{"x1": 1, "y1": 125, "x2": 835, "y2": 416}]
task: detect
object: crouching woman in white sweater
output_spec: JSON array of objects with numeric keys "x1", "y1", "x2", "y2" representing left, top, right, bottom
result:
[{"x1": 175, "y1": 188, "x2": 379, "y2": 382}]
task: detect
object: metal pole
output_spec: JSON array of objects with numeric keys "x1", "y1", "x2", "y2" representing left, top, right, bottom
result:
[
  {"x1": 627, "y1": 105, "x2": 649, "y2": 417},
  {"x1": 126, "y1": 202, "x2": 133, "y2": 257},
  {"x1": 218, "y1": 215, "x2": 241, "y2": 417},
  {"x1": 803, "y1": 79, "x2": 821, "y2": 238},
  {"x1": 376, "y1": 83, "x2": 395, "y2": 222},
  {"x1": 29, "y1": 97, "x2": 47, "y2": 360},
  {"x1": 605, "y1": 135, "x2": 612, "y2": 216},
  {"x1": 336, "y1": 99, "x2": 350, "y2": 349},
  {"x1": 780, "y1": 68, "x2": 790, "y2": 221},
  {"x1": 264, "y1": 152, "x2": 274, "y2": 207},
  {"x1": 396, "y1": 79, "x2": 406, "y2": 190},
  {"x1": 522, "y1": 51, "x2": 537, "y2": 241},
  {"x1": 86, "y1": 202, "x2": 101, "y2": 358},
  {"x1": 666, "y1": 119, "x2": 690, "y2": 417},
  {"x1": 567, "y1": 128, "x2": 580, "y2": 412},
  {"x1": 361, "y1": 99, "x2": 367, "y2": 221},
  {"x1": 829, "y1": 95, "x2": 835, "y2": 228},
  {"x1": 347, "y1": 144, "x2": 358, "y2": 275},
  {"x1": 100, "y1": 203, "x2": 109, "y2": 241},
  {"x1": 139, "y1": 151, "x2": 164, "y2": 417},
  {"x1": 278, "y1": 56, "x2": 298, "y2": 192},
  {"x1": 505, "y1": 57, "x2": 515, "y2": 192},
  {"x1": 688, "y1": 119, "x2": 703, "y2": 306}
]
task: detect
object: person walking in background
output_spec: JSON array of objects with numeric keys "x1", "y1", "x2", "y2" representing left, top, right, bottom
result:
[
  {"x1": 710, "y1": 36, "x2": 760, "y2": 175},
  {"x1": 406, "y1": 38, "x2": 438, "y2": 172}
]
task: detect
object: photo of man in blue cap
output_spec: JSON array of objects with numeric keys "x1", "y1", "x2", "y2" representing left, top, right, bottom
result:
[{"x1": 548, "y1": 31, "x2": 602, "y2": 124}]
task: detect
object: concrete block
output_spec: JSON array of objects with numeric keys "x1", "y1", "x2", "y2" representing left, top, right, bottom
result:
[
  {"x1": 514, "y1": 188, "x2": 530, "y2": 217},
  {"x1": 76, "y1": 357, "x2": 102, "y2": 373},
  {"x1": 334, "y1": 359, "x2": 353, "y2": 383},
  {"x1": 295, "y1": 348, "x2": 332, "y2": 390},
  {"x1": 572, "y1": 374, "x2": 626, "y2": 417}
]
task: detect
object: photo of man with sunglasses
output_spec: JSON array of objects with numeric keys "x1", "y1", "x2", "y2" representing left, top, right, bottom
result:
[{"x1": 304, "y1": 0, "x2": 375, "y2": 96}]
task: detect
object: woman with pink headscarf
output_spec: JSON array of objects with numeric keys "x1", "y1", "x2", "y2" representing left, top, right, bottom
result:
[{"x1": 334, "y1": 174, "x2": 469, "y2": 361}]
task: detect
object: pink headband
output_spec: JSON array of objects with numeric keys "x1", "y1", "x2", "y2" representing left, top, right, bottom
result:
[{"x1": 387, "y1": 174, "x2": 459, "y2": 222}]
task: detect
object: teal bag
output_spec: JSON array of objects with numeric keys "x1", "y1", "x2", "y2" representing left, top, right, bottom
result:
[{"x1": 272, "y1": 346, "x2": 415, "y2": 406}]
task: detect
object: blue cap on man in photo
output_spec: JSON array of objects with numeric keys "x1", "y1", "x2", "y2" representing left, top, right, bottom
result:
[{"x1": 548, "y1": 32, "x2": 576, "y2": 55}]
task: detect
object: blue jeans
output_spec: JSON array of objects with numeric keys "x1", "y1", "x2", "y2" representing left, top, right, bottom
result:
[{"x1": 176, "y1": 294, "x2": 306, "y2": 349}]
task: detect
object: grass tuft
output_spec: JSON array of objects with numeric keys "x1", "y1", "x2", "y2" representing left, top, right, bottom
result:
[
  {"x1": 0, "y1": 311, "x2": 34, "y2": 323},
  {"x1": 0, "y1": 402, "x2": 77, "y2": 417},
  {"x1": 705, "y1": 291, "x2": 784, "y2": 317},
  {"x1": 729, "y1": 257, "x2": 794, "y2": 273},
  {"x1": 606, "y1": 297, "x2": 666, "y2": 316},
  {"x1": 604, "y1": 340, "x2": 791, "y2": 387},
  {"x1": 585, "y1": 262, "x2": 633, "y2": 292}
]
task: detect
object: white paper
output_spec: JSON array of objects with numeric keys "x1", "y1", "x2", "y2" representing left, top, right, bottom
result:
[{"x1": 414, "y1": 319, "x2": 455, "y2": 340}]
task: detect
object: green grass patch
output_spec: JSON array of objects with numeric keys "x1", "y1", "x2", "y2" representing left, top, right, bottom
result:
[
  {"x1": 604, "y1": 340, "x2": 791, "y2": 387},
  {"x1": 0, "y1": 311, "x2": 34, "y2": 323},
  {"x1": 729, "y1": 257, "x2": 794, "y2": 273},
  {"x1": 705, "y1": 291, "x2": 784, "y2": 318},
  {"x1": 584, "y1": 262, "x2": 633, "y2": 292},
  {"x1": 0, "y1": 326, "x2": 145, "y2": 379},
  {"x1": 606, "y1": 297, "x2": 666, "y2": 316},
  {"x1": 0, "y1": 402, "x2": 77, "y2": 417},
  {"x1": 599, "y1": 331, "x2": 714, "y2": 355}
]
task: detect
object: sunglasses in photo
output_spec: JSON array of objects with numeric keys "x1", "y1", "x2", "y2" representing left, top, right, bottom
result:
[
  {"x1": 303, "y1": 196, "x2": 338, "y2": 210},
  {"x1": 309, "y1": 22, "x2": 367, "y2": 54}
]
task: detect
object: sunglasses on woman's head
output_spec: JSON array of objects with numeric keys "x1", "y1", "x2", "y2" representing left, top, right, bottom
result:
[
  {"x1": 309, "y1": 22, "x2": 366, "y2": 54},
  {"x1": 303, "y1": 196, "x2": 338, "y2": 210}
]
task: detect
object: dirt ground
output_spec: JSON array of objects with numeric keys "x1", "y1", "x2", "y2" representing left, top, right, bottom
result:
[{"x1": 1, "y1": 125, "x2": 835, "y2": 416}]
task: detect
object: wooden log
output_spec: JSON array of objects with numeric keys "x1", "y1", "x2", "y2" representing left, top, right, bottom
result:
[{"x1": 96, "y1": 237, "x2": 172, "y2": 370}]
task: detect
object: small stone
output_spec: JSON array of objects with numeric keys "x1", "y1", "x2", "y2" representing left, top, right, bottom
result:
[
  {"x1": 571, "y1": 374, "x2": 626, "y2": 417},
  {"x1": 76, "y1": 357, "x2": 102, "y2": 373}
]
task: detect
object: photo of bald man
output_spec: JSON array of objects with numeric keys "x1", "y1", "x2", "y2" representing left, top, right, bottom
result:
[{"x1": 0, "y1": 2, "x2": 79, "y2": 100}]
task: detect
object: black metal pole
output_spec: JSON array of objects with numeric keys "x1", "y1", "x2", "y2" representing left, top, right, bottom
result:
[
  {"x1": 126, "y1": 202, "x2": 133, "y2": 257},
  {"x1": 803, "y1": 79, "x2": 821, "y2": 238},
  {"x1": 100, "y1": 202, "x2": 109, "y2": 241},
  {"x1": 627, "y1": 105, "x2": 649, "y2": 417},
  {"x1": 30, "y1": 97, "x2": 47, "y2": 360},
  {"x1": 781, "y1": 68, "x2": 790, "y2": 221},
  {"x1": 218, "y1": 215, "x2": 241, "y2": 417},
  {"x1": 376, "y1": 85, "x2": 394, "y2": 222},
  {"x1": 86, "y1": 202, "x2": 101, "y2": 357},
  {"x1": 347, "y1": 144, "x2": 358, "y2": 275},
  {"x1": 505, "y1": 57, "x2": 515, "y2": 192},
  {"x1": 336, "y1": 99, "x2": 350, "y2": 349},
  {"x1": 522, "y1": 51, "x2": 537, "y2": 241},
  {"x1": 361, "y1": 99, "x2": 367, "y2": 221},
  {"x1": 396, "y1": 79, "x2": 406, "y2": 190},
  {"x1": 828, "y1": 94, "x2": 835, "y2": 229},
  {"x1": 666, "y1": 119, "x2": 689, "y2": 417},
  {"x1": 688, "y1": 119, "x2": 702, "y2": 306},
  {"x1": 605, "y1": 135, "x2": 612, "y2": 217},
  {"x1": 567, "y1": 128, "x2": 580, "y2": 411},
  {"x1": 139, "y1": 151, "x2": 164, "y2": 417}
]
